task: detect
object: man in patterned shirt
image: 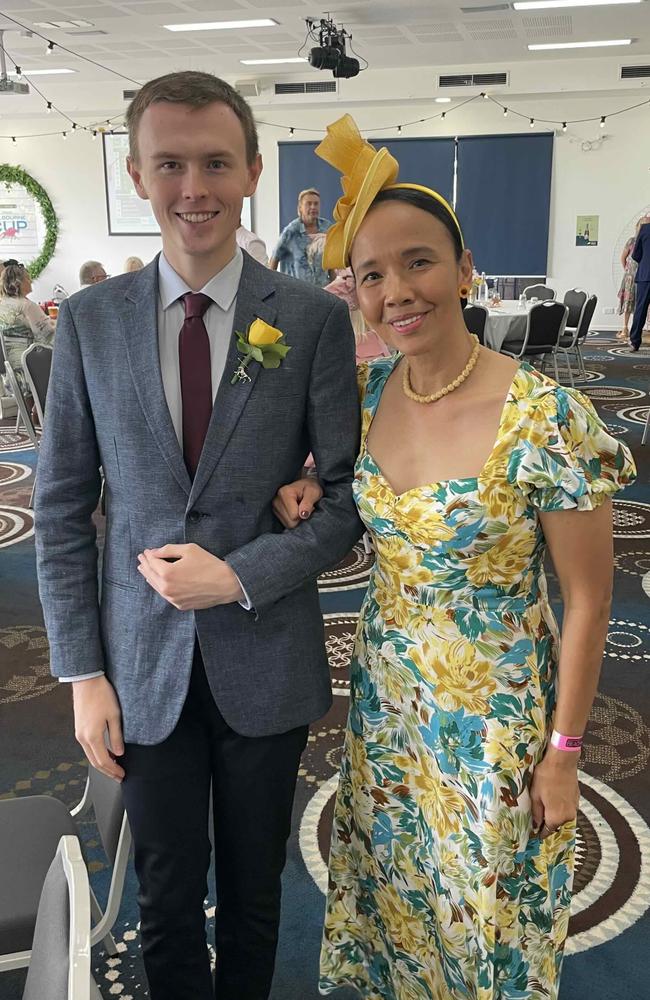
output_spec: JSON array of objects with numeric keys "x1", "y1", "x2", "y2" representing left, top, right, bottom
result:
[{"x1": 270, "y1": 188, "x2": 332, "y2": 287}]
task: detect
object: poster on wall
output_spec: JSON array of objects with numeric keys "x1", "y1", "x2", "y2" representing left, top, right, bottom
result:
[
  {"x1": 576, "y1": 215, "x2": 599, "y2": 247},
  {"x1": 0, "y1": 181, "x2": 47, "y2": 262},
  {"x1": 102, "y1": 132, "x2": 252, "y2": 236},
  {"x1": 103, "y1": 132, "x2": 159, "y2": 235}
]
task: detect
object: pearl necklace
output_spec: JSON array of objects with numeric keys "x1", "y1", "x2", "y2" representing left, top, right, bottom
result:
[{"x1": 402, "y1": 334, "x2": 481, "y2": 404}]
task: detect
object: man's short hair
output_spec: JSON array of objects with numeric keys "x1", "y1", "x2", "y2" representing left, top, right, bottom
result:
[
  {"x1": 125, "y1": 71, "x2": 259, "y2": 166},
  {"x1": 79, "y1": 261, "x2": 104, "y2": 285},
  {"x1": 298, "y1": 189, "x2": 320, "y2": 207}
]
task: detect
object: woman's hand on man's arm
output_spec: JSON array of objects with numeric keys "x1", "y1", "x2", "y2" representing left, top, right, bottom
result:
[{"x1": 273, "y1": 478, "x2": 324, "y2": 528}]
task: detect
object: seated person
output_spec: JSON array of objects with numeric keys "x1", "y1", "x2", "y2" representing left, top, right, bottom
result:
[
  {"x1": 0, "y1": 260, "x2": 55, "y2": 396},
  {"x1": 79, "y1": 260, "x2": 108, "y2": 288}
]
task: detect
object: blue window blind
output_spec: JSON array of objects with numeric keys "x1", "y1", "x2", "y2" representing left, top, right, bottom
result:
[
  {"x1": 278, "y1": 137, "x2": 455, "y2": 232},
  {"x1": 455, "y1": 133, "x2": 554, "y2": 276}
]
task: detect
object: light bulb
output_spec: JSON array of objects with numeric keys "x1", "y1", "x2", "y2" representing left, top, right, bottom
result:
[
  {"x1": 600, "y1": 116, "x2": 606, "y2": 128},
  {"x1": 529, "y1": 118, "x2": 535, "y2": 128}
]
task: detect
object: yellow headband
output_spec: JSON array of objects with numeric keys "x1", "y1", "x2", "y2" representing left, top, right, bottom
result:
[{"x1": 315, "y1": 114, "x2": 464, "y2": 269}]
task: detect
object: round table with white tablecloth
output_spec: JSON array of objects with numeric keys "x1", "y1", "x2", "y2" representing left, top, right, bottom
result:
[{"x1": 484, "y1": 300, "x2": 532, "y2": 351}]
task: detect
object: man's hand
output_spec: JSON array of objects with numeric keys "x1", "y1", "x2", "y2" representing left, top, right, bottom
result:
[
  {"x1": 137, "y1": 543, "x2": 244, "y2": 610},
  {"x1": 272, "y1": 478, "x2": 324, "y2": 529},
  {"x1": 72, "y1": 675, "x2": 125, "y2": 782}
]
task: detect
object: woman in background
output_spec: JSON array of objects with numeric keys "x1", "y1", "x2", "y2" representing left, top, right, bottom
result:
[
  {"x1": 617, "y1": 217, "x2": 650, "y2": 341},
  {"x1": 124, "y1": 255, "x2": 145, "y2": 272},
  {"x1": 0, "y1": 260, "x2": 55, "y2": 395},
  {"x1": 325, "y1": 267, "x2": 391, "y2": 363},
  {"x1": 275, "y1": 116, "x2": 635, "y2": 1000}
]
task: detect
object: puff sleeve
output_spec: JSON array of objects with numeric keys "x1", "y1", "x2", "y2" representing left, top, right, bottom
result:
[{"x1": 509, "y1": 384, "x2": 636, "y2": 512}]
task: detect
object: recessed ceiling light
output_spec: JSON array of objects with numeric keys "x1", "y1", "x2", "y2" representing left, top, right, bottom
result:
[
  {"x1": 10, "y1": 68, "x2": 77, "y2": 76},
  {"x1": 434, "y1": 97, "x2": 452, "y2": 103},
  {"x1": 515, "y1": 0, "x2": 640, "y2": 7},
  {"x1": 164, "y1": 19, "x2": 278, "y2": 32},
  {"x1": 528, "y1": 38, "x2": 632, "y2": 49},
  {"x1": 240, "y1": 57, "x2": 308, "y2": 65}
]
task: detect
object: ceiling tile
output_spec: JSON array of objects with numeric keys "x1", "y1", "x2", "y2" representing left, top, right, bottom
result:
[
  {"x1": 59, "y1": 6, "x2": 126, "y2": 17},
  {"x1": 121, "y1": 2, "x2": 189, "y2": 13},
  {"x1": 414, "y1": 33, "x2": 464, "y2": 43},
  {"x1": 179, "y1": 0, "x2": 246, "y2": 8},
  {"x1": 522, "y1": 14, "x2": 573, "y2": 39}
]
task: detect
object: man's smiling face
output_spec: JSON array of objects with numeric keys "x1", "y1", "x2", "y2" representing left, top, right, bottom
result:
[{"x1": 127, "y1": 100, "x2": 262, "y2": 278}]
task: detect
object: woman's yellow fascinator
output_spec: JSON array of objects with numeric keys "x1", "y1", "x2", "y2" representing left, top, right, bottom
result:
[{"x1": 315, "y1": 114, "x2": 464, "y2": 269}]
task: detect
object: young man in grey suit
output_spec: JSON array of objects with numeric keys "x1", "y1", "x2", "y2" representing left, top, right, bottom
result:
[{"x1": 34, "y1": 72, "x2": 362, "y2": 1000}]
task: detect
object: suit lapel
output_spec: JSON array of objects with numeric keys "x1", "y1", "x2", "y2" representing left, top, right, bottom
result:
[
  {"x1": 189, "y1": 255, "x2": 277, "y2": 504},
  {"x1": 119, "y1": 257, "x2": 192, "y2": 496}
]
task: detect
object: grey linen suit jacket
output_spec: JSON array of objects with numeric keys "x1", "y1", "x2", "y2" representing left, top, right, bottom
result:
[{"x1": 34, "y1": 252, "x2": 362, "y2": 745}]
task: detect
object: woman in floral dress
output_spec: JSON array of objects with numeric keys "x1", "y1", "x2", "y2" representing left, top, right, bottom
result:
[
  {"x1": 617, "y1": 217, "x2": 650, "y2": 341},
  {"x1": 275, "y1": 116, "x2": 636, "y2": 1000}
]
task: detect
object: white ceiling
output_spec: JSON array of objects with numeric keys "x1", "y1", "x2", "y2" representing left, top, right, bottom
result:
[{"x1": 1, "y1": 0, "x2": 649, "y2": 119}]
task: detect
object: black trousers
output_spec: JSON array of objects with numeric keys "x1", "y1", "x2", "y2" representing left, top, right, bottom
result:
[
  {"x1": 120, "y1": 647, "x2": 309, "y2": 1000},
  {"x1": 629, "y1": 280, "x2": 650, "y2": 349}
]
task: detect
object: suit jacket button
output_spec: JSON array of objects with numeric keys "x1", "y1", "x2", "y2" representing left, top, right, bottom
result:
[{"x1": 188, "y1": 510, "x2": 200, "y2": 523}]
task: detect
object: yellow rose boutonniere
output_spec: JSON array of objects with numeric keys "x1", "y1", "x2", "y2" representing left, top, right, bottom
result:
[{"x1": 231, "y1": 318, "x2": 291, "y2": 384}]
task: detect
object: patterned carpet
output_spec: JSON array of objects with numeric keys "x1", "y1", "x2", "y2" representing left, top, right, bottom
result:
[{"x1": 0, "y1": 332, "x2": 649, "y2": 999}]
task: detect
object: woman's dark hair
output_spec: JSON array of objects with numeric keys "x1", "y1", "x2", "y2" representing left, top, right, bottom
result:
[{"x1": 371, "y1": 187, "x2": 463, "y2": 262}]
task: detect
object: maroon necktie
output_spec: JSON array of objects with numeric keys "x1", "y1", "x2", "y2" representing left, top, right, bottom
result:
[{"x1": 179, "y1": 292, "x2": 213, "y2": 477}]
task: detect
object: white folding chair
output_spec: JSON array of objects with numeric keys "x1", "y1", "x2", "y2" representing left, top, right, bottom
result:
[
  {"x1": 0, "y1": 766, "x2": 131, "y2": 987},
  {"x1": 22, "y1": 835, "x2": 95, "y2": 1000}
]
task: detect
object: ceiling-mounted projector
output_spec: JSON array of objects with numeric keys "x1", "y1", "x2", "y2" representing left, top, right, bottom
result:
[
  {"x1": 305, "y1": 17, "x2": 363, "y2": 80},
  {"x1": 0, "y1": 29, "x2": 29, "y2": 94},
  {"x1": 0, "y1": 78, "x2": 29, "y2": 95}
]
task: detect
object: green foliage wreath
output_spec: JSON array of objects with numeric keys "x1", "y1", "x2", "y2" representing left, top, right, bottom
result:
[{"x1": 0, "y1": 164, "x2": 58, "y2": 279}]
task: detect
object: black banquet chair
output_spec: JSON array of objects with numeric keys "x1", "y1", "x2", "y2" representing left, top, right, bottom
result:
[
  {"x1": 463, "y1": 303, "x2": 489, "y2": 345},
  {"x1": 562, "y1": 288, "x2": 588, "y2": 332},
  {"x1": 500, "y1": 301, "x2": 568, "y2": 380},
  {"x1": 21, "y1": 343, "x2": 53, "y2": 427},
  {"x1": 554, "y1": 294, "x2": 597, "y2": 385},
  {"x1": 523, "y1": 283, "x2": 556, "y2": 301}
]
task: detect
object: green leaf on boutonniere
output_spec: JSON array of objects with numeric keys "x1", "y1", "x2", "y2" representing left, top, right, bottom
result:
[{"x1": 230, "y1": 318, "x2": 291, "y2": 384}]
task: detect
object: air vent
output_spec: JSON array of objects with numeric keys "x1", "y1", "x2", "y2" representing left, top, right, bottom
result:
[
  {"x1": 34, "y1": 19, "x2": 95, "y2": 29},
  {"x1": 234, "y1": 80, "x2": 260, "y2": 98},
  {"x1": 274, "y1": 80, "x2": 337, "y2": 95},
  {"x1": 439, "y1": 71, "x2": 508, "y2": 87},
  {"x1": 123, "y1": 90, "x2": 140, "y2": 101},
  {"x1": 621, "y1": 65, "x2": 650, "y2": 79}
]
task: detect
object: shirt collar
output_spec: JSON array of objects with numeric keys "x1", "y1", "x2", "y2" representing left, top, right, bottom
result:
[
  {"x1": 158, "y1": 247, "x2": 243, "y2": 312},
  {"x1": 298, "y1": 217, "x2": 329, "y2": 234}
]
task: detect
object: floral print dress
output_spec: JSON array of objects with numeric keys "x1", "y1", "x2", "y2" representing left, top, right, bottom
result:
[{"x1": 319, "y1": 359, "x2": 635, "y2": 1000}]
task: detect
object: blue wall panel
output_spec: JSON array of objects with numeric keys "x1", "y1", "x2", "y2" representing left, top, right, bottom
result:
[{"x1": 455, "y1": 133, "x2": 554, "y2": 276}]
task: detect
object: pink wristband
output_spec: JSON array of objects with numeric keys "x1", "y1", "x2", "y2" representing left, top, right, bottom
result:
[{"x1": 550, "y1": 730, "x2": 583, "y2": 752}]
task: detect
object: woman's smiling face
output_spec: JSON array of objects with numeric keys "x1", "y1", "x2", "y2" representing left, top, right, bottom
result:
[{"x1": 350, "y1": 199, "x2": 473, "y2": 354}]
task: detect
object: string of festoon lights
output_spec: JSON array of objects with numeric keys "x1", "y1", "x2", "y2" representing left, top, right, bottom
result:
[{"x1": 1, "y1": 10, "x2": 649, "y2": 144}]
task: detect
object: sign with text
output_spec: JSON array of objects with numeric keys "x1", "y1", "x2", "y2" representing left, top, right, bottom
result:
[
  {"x1": 0, "y1": 183, "x2": 47, "y2": 261},
  {"x1": 102, "y1": 132, "x2": 252, "y2": 236}
]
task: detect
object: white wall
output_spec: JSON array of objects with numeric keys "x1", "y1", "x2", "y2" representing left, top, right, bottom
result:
[
  {"x1": 3, "y1": 87, "x2": 650, "y2": 327},
  {"x1": 2, "y1": 135, "x2": 162, "y2": 299}
]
